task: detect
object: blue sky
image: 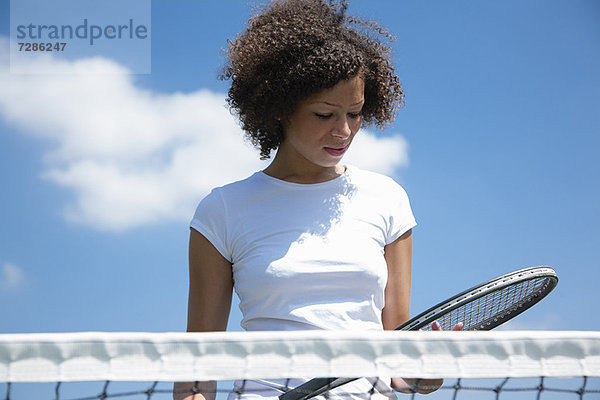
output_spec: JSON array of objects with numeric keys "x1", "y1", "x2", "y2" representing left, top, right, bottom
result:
[{"x1": 0, "y1": 0, "x2": 599, "y2": 338}]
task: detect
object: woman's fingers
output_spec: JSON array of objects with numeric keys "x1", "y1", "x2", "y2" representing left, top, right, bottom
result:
[
  {"x1": 430, "y1": 321, "x2": 463, "y2": 330},
  {"x1": 393, "y1": 378, "x2": 443, "y2": 395},
  {"x1": 452, "y1": 322, "x2": 464, "y2": 331}
]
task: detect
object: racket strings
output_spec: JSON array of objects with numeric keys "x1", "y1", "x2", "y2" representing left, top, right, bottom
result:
[{"x1": 421, "y1": 277, "x2": 551, "y2": 331}]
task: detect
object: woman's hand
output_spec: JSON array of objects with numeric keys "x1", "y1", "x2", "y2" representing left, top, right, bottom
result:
[
  {"x1": 391, "y1": 321, "x2": 463, "y2": 394},
  {"x1": 173, "y1": 381, "x2": 215, "y2": 400},
  {"x1": 431, "y1": 320, "x2": 464, "y2": 332}
]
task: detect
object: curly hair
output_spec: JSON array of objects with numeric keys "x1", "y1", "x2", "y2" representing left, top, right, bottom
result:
[{"x1": 220, "y1": 0, "x2": 404, "y2": 159}]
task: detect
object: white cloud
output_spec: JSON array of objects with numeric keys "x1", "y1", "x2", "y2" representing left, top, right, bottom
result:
[
  {"x1": 1, "y1": 262, "x2": 25, "y2": 290},
  {"x1": 344, "y1": 132, "x2": 408, "y2": 176},
  {"x1": 0, "y1": 36, "x2": 409, "y2": 231}
]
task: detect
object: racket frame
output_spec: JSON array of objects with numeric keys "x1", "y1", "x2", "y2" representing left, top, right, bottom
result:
[{"x1": 396, "y1": 265, "x2": 558, "y2": 331}]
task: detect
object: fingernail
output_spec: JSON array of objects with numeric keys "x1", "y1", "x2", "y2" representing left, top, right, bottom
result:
[{"x1": 432, "y1": 321, "x2": 440, "y2": 330}]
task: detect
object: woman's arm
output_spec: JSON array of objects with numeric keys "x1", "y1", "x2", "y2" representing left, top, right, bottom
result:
[
  {"x1": 382, "y1": 230, "x2": 461, "y2": 394},
  {"x1": 174, "y1": 229, "x2": 234, "y2": 400},
  {"x1": 382, "y1": 229, "x2": 412, "y2": 330},
  {"x1": 382, "y1": 230, "x2": 440, "y2": 394}
]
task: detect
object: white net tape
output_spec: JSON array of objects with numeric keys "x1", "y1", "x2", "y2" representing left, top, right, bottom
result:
[{"x1": 1, "y1": 331, "x2": 599, "y2": 383}]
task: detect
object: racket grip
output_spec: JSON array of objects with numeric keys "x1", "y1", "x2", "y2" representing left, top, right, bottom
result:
[{"x1": 279, "y1": 377, "x2": 357, "y2": 400}]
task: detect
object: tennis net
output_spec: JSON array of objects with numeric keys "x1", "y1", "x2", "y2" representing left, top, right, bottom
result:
[{"x1": 1, "y1": 331, "x2": 599, "y2": 399}]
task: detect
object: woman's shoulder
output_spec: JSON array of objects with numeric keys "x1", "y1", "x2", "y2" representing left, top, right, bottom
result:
[
  {"x1": 346, "y1": 165, "x2": 407, "y2": 194},
  {"x1": 192, "y1": 171, "x2": 267, "y2": 225},
  {"x1": 206, "y1": 171, "x2": 265, "y2": 198}
]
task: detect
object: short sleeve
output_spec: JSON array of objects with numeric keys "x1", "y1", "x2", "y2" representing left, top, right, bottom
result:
[
  {"x1": 386, "y1": 182, "x2": 417, "y2": 244},
  {"x1": 189, "y1": 188, "x2": 232, "y2": 262}
]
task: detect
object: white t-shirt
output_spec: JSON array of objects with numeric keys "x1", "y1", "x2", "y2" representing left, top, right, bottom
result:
[
  {"x1": 190, "y1": 165, "x2": 416, "y2": 332},
  {"x1": 191, "y1": 165, "x2": 416, "y2": 399}
]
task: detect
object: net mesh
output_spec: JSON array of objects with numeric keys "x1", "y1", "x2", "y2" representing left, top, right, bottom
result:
[
  {"x1": 4, "y1": 377, "x2": 600, "y2": 400},
  {"x1": 1, "y1": 331, "x2": 599, "y2": 400},
  {"x1": 424, "y1": 277, "x2": 551, "y2": 331}
]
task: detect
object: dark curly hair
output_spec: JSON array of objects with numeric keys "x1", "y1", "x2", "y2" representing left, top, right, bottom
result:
[{"x1": 220, "y1": 0, "x2": 404, "y2": 159}]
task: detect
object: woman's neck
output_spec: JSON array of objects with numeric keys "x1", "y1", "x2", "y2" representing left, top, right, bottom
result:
[{"x1": 263, "y1": 150, "x2": 345, "y2": 184}]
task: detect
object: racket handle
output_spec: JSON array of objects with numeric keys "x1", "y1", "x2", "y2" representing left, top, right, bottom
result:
[{"x1": 278, "y1": 377, "x2": 358, "y2": 400}]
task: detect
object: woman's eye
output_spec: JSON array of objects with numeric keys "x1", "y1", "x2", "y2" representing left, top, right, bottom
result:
[
  {"x1": 348, "y1": 112, "x2": 361, "y2": 119},
  {"x1": 315, "y1": 113, "x2": 332, "y2": 119}
]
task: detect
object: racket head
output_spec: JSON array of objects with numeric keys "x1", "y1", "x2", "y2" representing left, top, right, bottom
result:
[{"x1": 396, "y1": 266, "x2": 558, "y2": 331}]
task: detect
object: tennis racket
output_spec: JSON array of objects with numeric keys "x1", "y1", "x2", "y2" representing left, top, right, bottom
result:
[{"x1": 278, "y1": 265, "x2": 558, "y2": 400}]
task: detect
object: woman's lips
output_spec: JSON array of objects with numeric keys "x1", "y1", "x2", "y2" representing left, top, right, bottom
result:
[{"x1": 324, "y1": 146, "x2": 348, "y2": 157}]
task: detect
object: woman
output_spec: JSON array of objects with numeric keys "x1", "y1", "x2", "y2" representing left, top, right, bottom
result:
[{"x1": 175, "y1": 1, "x2": 458, "y2": 399}]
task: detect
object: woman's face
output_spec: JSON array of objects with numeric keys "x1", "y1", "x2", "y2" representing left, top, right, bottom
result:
[{"x1": 279, "y1": 75, "x2": 365, "y2": 170}]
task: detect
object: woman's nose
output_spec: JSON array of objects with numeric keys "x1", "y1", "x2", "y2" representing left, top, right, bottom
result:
[{"x1": 332, "y1": 116, "x2": 352, "y2": 138}]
